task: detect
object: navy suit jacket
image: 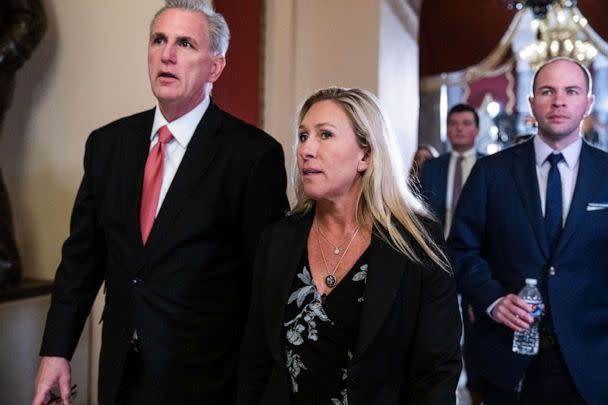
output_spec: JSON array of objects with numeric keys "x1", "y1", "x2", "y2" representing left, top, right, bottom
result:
[
  {"x1": 419, "y1": 152, "x2": 483, "y2": 228},
  {"x1": 449, "y1": 138, "x2": 608, "y2": 404},
  {"x1": 419, "y1": 154, "x2": 451, "y2": 226}
]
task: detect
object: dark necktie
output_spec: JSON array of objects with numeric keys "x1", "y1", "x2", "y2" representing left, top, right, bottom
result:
[
  {"x1": 545, "y1": 153, "x2": 564, "y2": 255},
  {"x1": 452, "y1": 155, "x2": 464, "y2": 213},
  {"x1": 140, "y1": 125, "x2": 173, "y2": 244},
  {"x1": 542, "y1": 152, "x2": 564, "y2": 333}
]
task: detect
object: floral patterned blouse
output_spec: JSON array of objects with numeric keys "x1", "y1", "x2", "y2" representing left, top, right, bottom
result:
[{"x1": 282, "y1": 249, "x2": 369, "y2": 405}]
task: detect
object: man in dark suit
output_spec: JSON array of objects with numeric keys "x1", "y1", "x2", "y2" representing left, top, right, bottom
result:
[
  {"x1": 419, "y1": 103, "x2": 481, "y2": 238},
  {"x1": 449, "y1": 57, "x2": 608, "y2": 404},
  {"x1": 419, "y1": 102, "x2": 483, "y2": 404},
  {"x1": 33, "y1": 1, "x2": 288, "y2": 404}
]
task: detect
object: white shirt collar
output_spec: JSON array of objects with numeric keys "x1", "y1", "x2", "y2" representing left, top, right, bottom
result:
[
  {"x1": 150, "y1": 95, "x2": 211, "y2": 148},
  {"x1": 534, "y1": 134, "x2": 582, "y2": 169},
  {"x1": 451, "y1": 147, "x2": 476, "y2": 159}
]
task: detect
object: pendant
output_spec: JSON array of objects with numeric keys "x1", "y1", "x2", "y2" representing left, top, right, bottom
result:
[
  {"x1": 334, "y1": 247, "x2": 340, "y2": 255},
  {"x1": 325, "y1": 274, "x2": 337, "y2": 288}
]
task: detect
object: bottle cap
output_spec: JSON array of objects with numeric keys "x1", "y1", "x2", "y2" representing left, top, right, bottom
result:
[{"x1": 525, "y1": 278, "x2": 537, "y2": 286}]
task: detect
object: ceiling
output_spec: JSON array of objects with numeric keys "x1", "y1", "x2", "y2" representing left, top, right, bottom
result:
[{"x1": 419, "y1": 0, "x2": 608, "y2": 76}]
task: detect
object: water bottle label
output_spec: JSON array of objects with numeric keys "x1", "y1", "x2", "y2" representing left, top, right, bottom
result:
[{"x1": 529, "y1": 303, "x2": 542, "y2": 318}]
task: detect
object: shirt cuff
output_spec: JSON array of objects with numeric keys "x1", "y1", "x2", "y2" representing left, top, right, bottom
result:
[{"x1": 486, "y1": 297, "x2": 504, "y2": 320}]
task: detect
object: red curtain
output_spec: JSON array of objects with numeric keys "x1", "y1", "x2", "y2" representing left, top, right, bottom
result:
[{"x1": 212, "y1": 0, "x2": 263, "y2": 126}]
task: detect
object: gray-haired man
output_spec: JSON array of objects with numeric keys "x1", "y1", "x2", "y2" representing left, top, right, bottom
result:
[{"x1": 33, "y1": 1, "x2": 288, "y2": 403}]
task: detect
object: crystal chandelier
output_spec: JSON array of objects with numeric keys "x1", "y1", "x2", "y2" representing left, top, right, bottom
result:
[
  {"x1": 502, "y1": 0, "x2": 555, "y2": 18},
  {"x1": 505, "y1": 0, "x2": 598, "y2": 69}
]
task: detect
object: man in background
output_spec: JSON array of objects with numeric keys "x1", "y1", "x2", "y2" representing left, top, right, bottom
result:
[
  {"x1": 450, "y1": 57, "x2": 608, "y2": 404},
  {"x1": 419, "y1": 102, "x2": 483, "y2": 405},
  {"x1": 33, "y1": 1, "x2": 288, "y2": 404},
  {"x1": 419, "y1": 103, "x2": 482, "y2": 237}
]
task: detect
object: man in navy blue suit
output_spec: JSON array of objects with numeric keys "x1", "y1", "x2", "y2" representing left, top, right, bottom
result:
[
  {"x1": 419, "y1": 103, "x2": 483, "y2": 405},
  {"x1": 449, "y1": 57, "x2": 608, "y2": 404},
  {"x1": 419, "y1": 103, "x2": 481, "y2": 237}
]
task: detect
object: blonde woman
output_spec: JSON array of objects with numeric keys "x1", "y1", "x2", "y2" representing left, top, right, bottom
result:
[{"x1": 238, "y1": 87, "x2": 461, "y2": 404}]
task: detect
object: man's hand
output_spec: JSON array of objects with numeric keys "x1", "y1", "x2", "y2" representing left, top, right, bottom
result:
[
  {"x1": 33, "y1": 356, "x2": 71, "y2": 405},
  {"x1": 490, "y1": 294, "x2": 534, "y2": 332}
]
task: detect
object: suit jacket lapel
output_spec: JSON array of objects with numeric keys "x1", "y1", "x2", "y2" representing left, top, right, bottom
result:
[
  {"x1": 512, "y1": 141, "x2": 550, "y2": 259},
  {"x1": 437, "y1": 155, "x2": 450, "y2": 225},
  {"x1": 267, "y1": 213, "x2": 313, "y2": 364},
  {"x1": 141, "y1": 102, "x2": 223, "y2": 260},
  {"x1": 123, "y1": 108, "x2": 156, "y2": 251},
  {"x1": 354, "y1": 233, "x2": 405, "y2": 360},
  {"x1": 555, "y1": 142, "x2": 599, "y2": 255}
]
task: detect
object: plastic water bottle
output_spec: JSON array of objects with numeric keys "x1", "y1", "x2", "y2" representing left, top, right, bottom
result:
[{"x1": 512, "y1": 278, "x2": 543, "y2": 355}]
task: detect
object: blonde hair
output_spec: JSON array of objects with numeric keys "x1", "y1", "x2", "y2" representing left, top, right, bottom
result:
[{"x1": 291, "y1": 87, "x2": 450, "y2": 272}]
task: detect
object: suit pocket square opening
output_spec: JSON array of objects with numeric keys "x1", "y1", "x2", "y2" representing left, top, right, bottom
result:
[{"x1": 586, "y1": 202, "x2": 608, "y2": 211}]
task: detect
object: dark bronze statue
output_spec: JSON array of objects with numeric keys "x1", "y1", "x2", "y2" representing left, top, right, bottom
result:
[{"x1": 0, "y1": 0, "x2": 47, "y2": 287}]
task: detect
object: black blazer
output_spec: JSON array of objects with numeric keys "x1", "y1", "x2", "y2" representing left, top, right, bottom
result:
[
  {"x1": 238, "y1": 212, "x2": 462, "y2": 405},
  {"x1": 39, "y1": 101, "x2": 289, "y2": 405}
]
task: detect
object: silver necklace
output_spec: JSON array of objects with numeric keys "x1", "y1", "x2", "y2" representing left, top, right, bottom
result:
[
  {"x1": 316, "y1": 223, "x2": 343, "y2": 255},
  {"x1": 315, "y1": 219, "x2": 361, "y2": 288}
]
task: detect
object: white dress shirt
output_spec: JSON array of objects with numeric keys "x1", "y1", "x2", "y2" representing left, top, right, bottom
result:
[
  {"x1": 134, "y1": 95, "x2": 209, "y2": 340},
  {"x1": 533, "y1": 134, "x2": 581, "y2": 224},
  {"x1": 149, "y1": 95, "x2": 210, "y2": 216},
  {"x1": 444, "y1": 147, "x2": 478, "y2": 237}
]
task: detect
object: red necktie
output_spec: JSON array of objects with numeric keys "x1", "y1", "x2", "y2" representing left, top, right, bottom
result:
[{"x1": 140, "y1": 125, "x2": 173, "y2": 244}]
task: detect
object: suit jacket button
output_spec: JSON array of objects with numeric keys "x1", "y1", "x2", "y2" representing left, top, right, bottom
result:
[
  {"x1": 548, "y1": 266, "x2": 556, "y2": 276},
  {"x1": 131, "y1": 278, "x2": 142, "y2": 286}
]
